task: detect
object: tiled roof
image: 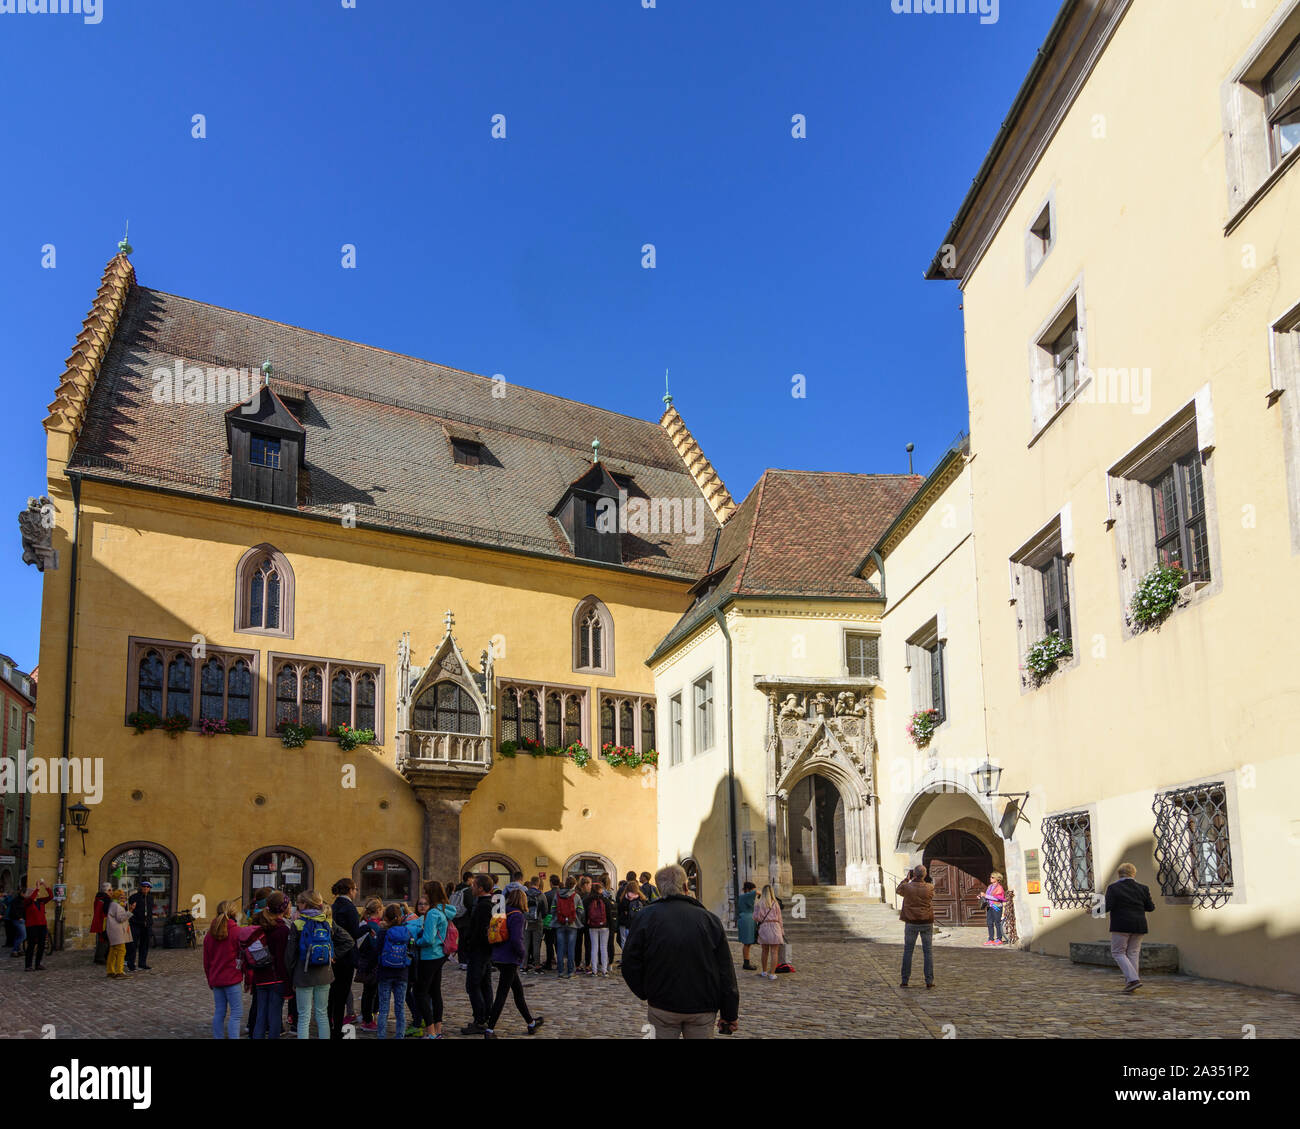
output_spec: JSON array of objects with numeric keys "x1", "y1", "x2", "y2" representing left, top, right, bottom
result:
[
  {"x1": 648, "y1": 468, "x2": 923, "y2": 663},
  {"x1": 65, "y1": 275, "x2": 721, "y2": 579}
]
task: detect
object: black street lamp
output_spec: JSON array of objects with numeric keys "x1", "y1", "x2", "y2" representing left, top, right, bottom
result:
[
  {"x1": 972, "y1": 760, "x2": 1030, "y2": 837},
  {"x1": 68, "y1": 802, "x2": 90, "y2": 855}
]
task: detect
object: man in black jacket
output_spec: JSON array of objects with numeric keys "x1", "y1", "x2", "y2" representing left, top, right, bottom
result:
[
  {"x1": 461, "y1": 874, "x2": 496, "y2": 1034},
  {"x1": 1104, "y1": 862, "x2": 1156, "y2": 993},
  {"x1": 621, "y1": 864, "x2": 739, "y2": 1038},
  {"x1": 126, "y1": 881, "x2": 155, "y2": 972}
]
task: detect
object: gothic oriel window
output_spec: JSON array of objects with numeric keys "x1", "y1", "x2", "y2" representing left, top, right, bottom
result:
[
  {"x1": 235, "y1": 544, "x2": 295, "y2": 638},
  {"x1": 413, "y1": 680, "x2": 481, "y2": 735},
  {"x1": 573, "y1": 597, "x2": 613, "y2": 675}
]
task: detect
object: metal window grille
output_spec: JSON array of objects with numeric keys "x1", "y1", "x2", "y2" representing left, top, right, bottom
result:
[
  {"x1": 1152, "y1": 783, "x2": 1234, "y2": 907},
  {"x1": 846, "y1": 633, "x2": 880, "y2": 679},
  {"x1": 1040, "y1": 811, "x2": 1094, "y2": 908}
]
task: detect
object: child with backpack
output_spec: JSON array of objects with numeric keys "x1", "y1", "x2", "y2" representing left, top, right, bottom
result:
[
  {"x1": 202, "y1": 900, "x2": 256, "y2": 1036},
  {"x1": 374, "y1": 902, "x2": 413, "y2": 1039},
  {"x1": 553, "y1": 876, "x2": 584, "y2": 979},
  {"x1": 617, "y1": 879, "x2": 645, "y2": 949},
  {"x1": 484, "y1": 887, "x2": 544, "y2": 1038},
  {"x1": 354, "y1": 897, "x2": 384, "y2": 1032},
  {"x1": 284, "y1": 890, "x2": 355, "y2": 1040},
  {"x1": 585, "y1": 881, "x2": 612, "y2": 977},
  {"x1": 246, "y1": 891, "x2": 292, "y2": 1039},
  {"x1": 523, "y1": 878, "x2": 545, "y2": 972}
]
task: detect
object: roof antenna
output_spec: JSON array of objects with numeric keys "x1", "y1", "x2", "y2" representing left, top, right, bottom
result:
[
  {"x1": 592, "y1": 438, "x2": 601, "y2": 464},
  {"x1": 117, "y1": 221, "x2": 133, "y2": 257},
  {"x1": 906, "y1": 442, "x2": 915, "y2": 475},
  {"x1": 663, "y1": 368, "x2": 672, "y2": 408}
]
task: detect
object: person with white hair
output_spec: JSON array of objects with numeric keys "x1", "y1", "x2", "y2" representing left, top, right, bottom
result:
[{"x1": 619, "y1": 864, "x2": 740, "y2": 1038}]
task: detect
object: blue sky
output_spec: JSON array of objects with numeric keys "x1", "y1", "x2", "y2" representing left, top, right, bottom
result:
[{"x1": 0, "y1": 0, "x2": 1058, "y2": 670}]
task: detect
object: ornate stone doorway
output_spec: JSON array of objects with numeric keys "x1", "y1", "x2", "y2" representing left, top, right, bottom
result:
[
  {"x1": 759, "y1": 681, "x2": 879, "y2": 894},
  {"x1": 789, "y1": 774, "x2": 847, "y2": 885}
]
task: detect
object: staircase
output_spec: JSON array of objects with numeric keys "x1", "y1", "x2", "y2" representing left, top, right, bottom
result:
[{"x1": 732, "y1": 886, "x2": 907, "y2": 943}]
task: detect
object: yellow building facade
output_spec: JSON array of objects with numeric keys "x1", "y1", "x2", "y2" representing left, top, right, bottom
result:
[{"x1": 28, "y1": 252, "x2": 725, "y2": 942}]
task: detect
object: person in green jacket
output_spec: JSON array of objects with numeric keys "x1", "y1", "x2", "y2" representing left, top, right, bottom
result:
[
  {"x1": 408, "y1": 881, "x2": 456, "y2": 1039},
  {"x1": 737, "y1": 882, "x2": 758, "y2": 970}
]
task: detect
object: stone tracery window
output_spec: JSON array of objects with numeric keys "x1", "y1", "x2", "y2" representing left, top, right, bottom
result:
[
  {"x1": 235, "y1": 544, "x2": 295, "y2": 638},
  {"x1": 413, "y1": 680, "x2": 481, "y2": 735},
  {"x1": 128, "y1": 638, "x2": 259, "y2": 732},
  {"x1": 269, "y1": 653, "x2": 383, "y2": 741},
  {"x1": 572, "y1": 596, "x2": 613, "y2": 675},
  {"x1": 499, "y1": 681, "x2": 586, "y2": 748},
  {"x1": 598, "y1": 691, "x2": 657, "y2": 752}
]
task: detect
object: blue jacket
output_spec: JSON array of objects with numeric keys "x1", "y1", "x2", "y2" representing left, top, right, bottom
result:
[{"x1": 409, "y1": 904, "x2": 455, "y2": 960}]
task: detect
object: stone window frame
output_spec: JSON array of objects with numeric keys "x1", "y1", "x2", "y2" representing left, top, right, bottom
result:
[
  {"x1": 1270, "y1": 298, "x2": 1300, "y2": 554},
  {"x1": 1150, "y1": 770, "x2": 1248, "y2": 908},
  {"x1": 266, "y1": 651, "x2": 384, "y2": 744},
  {"x1": 1008, "y1": 506, "x2": 1080, "y2": 692},
  {"x1": 904, "y1": 613, "x2": 948, "y2": 730},
  {"x1": 841, "y1": 628, "x2": 881, "y2": 680},
  {"x1": 1222, "y1": 0, "x2": 1300, "y2": 231},
  {"x1": 125, "y1": 637, "x2": 261, "y2": 734},
  {"x1": 572, "y1": 595, "x2": 614, "y2": 676},
  {"x1": 234, "y1": 543, "x2": 295, "y2": 640},
  {"x1": 668, "y1": 691, "x2": 683, "y2": 767},
  {"x1": 497, "y1": 678, "x2": 588, "y2": 749},
  {"x1": 1028, "y1": 277, "x2": 1090, "y2": 444},
  {"x1": 1105, "y1": 390, "x2": 1222, "y2": 640},
  {"x1": 1024, "y1": 187, "x2": 1057, "y2": 286},
  {"x1": 597, "y1": 689, "x2": 657, "y2": 754},
  {"x1": 692, "y1": 670, "x2": 715, "y2": 756}
]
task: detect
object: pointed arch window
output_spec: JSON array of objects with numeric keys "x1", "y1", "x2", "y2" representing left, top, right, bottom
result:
[
  {"x1": 413, "y1": 680, "x2": 482, "y2": 736},
  {"x1": 268, "y1": 653, "x2": 384, "y2": 742},
  {"x1": 572, "y1": 597, "x2": 614, "y2": 675},
  {"x1": 127, "y1": 638, "x2": 259, "y2": 733},
  {"x1": 235, "y1": 544, "x2": 295, "y2": 638}
]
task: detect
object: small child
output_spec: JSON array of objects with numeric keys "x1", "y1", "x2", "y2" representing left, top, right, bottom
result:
[
  {"x1": 355, "y1": 897, "x2": 383, "y2": 1031},
  {"x1": 374, "y1": 903, "x2": 413, "y2": 1039}
]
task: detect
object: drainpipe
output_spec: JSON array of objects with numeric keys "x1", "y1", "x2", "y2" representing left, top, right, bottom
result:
[
  {"x1": 712, "y1": 609, "x2": 740, "y2": 927},
  {"x1": 54, "y1": 474, "x2": 82, "y2": 951}
]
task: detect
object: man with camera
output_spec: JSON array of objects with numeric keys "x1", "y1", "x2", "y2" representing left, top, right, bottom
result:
[{"x1": 896, "y1": 864, "x2": 936, "y2": 989}]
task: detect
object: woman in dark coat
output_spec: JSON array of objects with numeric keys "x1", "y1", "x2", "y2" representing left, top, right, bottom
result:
[
  {"x1": 328, "y1": 878, "x2": 362, "y2": 1039},
  {"x1": 90, "y1": 883, "x2": 113, "y2": 964},
  {"x1": 1104, "y1": 862, "x2": 1156, "y2": 993}
]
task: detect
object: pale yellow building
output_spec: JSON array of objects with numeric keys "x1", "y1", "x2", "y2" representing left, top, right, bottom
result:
[{"x1": 924, "y1": 0, "x2": 1300, "y2": 990}]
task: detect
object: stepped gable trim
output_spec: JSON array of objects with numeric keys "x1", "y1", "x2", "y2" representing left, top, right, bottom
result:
[
  {"x1": 44, "y1": 252, "x2": 135, "y2": 439},
  {"x1": 659, "y1": 404, "x2": 735, "y2": 522}
]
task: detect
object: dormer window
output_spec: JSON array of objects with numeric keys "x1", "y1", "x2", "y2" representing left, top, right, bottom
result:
[
  {"x1": 452, "y1": 439, "x2": 481, "y2": 466},
  {"x1": 250, "y1": 435, "x2": 281, "y2": 469},
  {"x1": 551, "y1": 462, "x2": 623, "y2": 565},
  {"x1": 584, "y1": 499, "x2": 599, "y2": 529}
]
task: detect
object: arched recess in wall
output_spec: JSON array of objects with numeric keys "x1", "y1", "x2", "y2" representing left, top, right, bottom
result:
[
  {"x1": 353, "y1": 849, "x2": 421, "y2": 903},
  {"x1": 234, "y1": 543, "x2": 295, "y2": 638},
  {"x1": 100, "y1": 841, "x2": 179, "y2": 927},
  {"x1": 562, "y1": 851, "x2": 617, "y2": 881},
  {"x1": 572, "y1": 595, "x2": 614, "y2": 676},
  {"x1": 680, "y1": 856, "x2": 703, "y2": 902},
  {"x1": 243, "y1": 845, "x2": 313, "y2": 908},
  {"x1": 461, "y1": 851, "x2": 523, "y2": 888}
]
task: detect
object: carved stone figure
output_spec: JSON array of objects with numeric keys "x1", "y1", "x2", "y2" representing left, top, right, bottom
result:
[
  {"x1": 19, "y1": 496, "x2": 55, "y2": 571},
  {"x1": 778, "y1": 693, "x2": 805, "y2": 719}
]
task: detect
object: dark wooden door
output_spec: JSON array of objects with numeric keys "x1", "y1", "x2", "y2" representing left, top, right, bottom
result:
[
  {"x1": 924, "y1": 830, "x2": 992, "y2": 927},
  {"x1": 790, "y1": 777, "x2": 818, "y2": 885}
]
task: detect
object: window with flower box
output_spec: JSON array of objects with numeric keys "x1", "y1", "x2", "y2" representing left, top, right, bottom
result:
[
  {"x1": 267, "y1": 653, "x2": 383, "y2": 742},
  {"x1": 1009, "y1": 510, "x2": 1077, "y2": 689},
  {"x1": 126, "y1": 638, "x2": 259, "y2": 733},
  {"x1": 599, "y1": 691, "x2": 656, "y2": 754},
  {"x1": 498, "y1": 681, "x2": 586, "y2": 750}
]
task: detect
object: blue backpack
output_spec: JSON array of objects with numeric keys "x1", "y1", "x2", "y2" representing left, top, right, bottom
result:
[
  {"x1": 380, "y1": 924, "x2": 412, "y2": 970},
  {"x1": 297, "y1": 916, "x2": 334, "y2": 969}
]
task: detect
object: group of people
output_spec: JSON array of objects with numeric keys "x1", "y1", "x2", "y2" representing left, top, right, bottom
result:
[
  {"x1": 191, "y1": 863, "x2": 745, "y2": 1038},
  {"x1": 894, "y1": 861, "x2": 1156, "y2": 993}
]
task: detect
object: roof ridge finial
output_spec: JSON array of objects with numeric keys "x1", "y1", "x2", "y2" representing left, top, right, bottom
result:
[
  {"x1": 443, "y1": 609, "x2": 455, "y2": 635},
  {"x1": 117, "y1": 221, "x2": 133, "y2": 257},
  {"x1": 262, "y1": 360, "x2": 273, "y2": 386},
  {"x1": 592, "y1": 437, "x2": 600, "y2": 464},
  {"x1": 663, "y1": 368, "x2": 672, "y2": 407}
]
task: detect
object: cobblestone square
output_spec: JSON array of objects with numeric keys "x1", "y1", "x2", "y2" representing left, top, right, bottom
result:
[{"x1": 3, "y1": 938, "x2": 1297, "y2": 1040}]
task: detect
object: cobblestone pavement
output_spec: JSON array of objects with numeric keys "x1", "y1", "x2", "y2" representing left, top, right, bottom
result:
[{"x1": 2, "y1": 939, "x2": 1297, "y2": 1039}]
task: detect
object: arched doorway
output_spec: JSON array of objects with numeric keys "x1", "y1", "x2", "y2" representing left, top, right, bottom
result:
[
  {"x1": 681, "y1": 857, "x2": 702, "y2": 901},
  {"x1": 354, "y1": 851, "x2": 419, "y2": 903},
  {"x1": 788, "y1": 774, "x2": 847, "y2": 885},
  {"x1": 923, "y1": 829, "x2": 993, "y2": 927},
  {"x1": 101, "y1": 842, "x2": 177, "y2": 941},
  {"x1": 244, "y1": 846, "x2": 313, "y2": 909},
  {"x1": 563, "y1": 852, "x2": 615, "y2": 884}
]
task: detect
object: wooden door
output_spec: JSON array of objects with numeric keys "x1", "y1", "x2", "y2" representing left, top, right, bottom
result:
[{"x1": 924, "y1": 830, "x2": 993, "y2": 927}]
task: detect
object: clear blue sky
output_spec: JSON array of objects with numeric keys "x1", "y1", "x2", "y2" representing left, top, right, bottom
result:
[{"x1": 0, "y1": 0, "x2": 1059, "y2": 671}]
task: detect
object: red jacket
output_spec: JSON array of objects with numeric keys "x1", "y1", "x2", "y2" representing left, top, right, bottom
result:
[
  {"x1": 248, "y1": 920, "x2": 292, "y2": 990},
  {"x1": 203, "y1": 923, "x2": 256, "y2": 989},
  {"x1": 24, "y1": 891, "x2": 52, "y2": 927}
]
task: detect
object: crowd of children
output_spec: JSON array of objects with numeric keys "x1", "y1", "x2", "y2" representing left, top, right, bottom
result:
[{"x1": 198, "y1": 867, "x2": 670, "y2": 1039}]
